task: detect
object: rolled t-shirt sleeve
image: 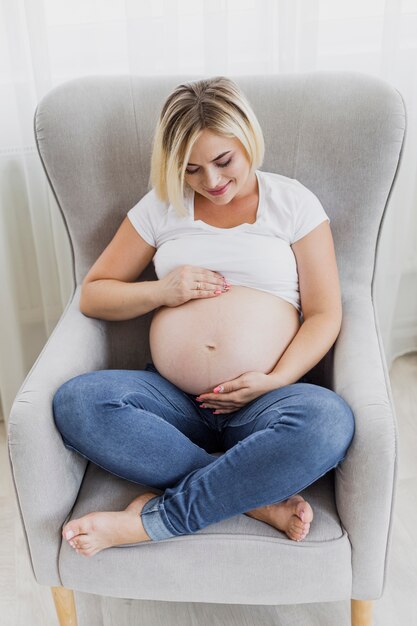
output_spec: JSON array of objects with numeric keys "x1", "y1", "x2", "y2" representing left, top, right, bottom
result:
[
  {"x1": 291, "y1": 182, "x2": 330, "y2": 244},
  {"x1": 127, "y1": 189, "x2": 161, "y2": 247}
]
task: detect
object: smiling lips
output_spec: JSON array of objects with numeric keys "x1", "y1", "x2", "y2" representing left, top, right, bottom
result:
[{"x1": 207, "y1": 181, "x2": 231, "y2": 195}]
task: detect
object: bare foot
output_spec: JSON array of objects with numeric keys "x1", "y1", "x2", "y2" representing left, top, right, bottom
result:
[
  {"x1": 245, "y1": 495, "x2": 314, "y2": 541},
  {"x1": 62, "y1": 492, "x2": 158, "y2": 557}
]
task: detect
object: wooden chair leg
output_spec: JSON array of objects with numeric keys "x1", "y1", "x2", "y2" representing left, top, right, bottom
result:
[
  {"x1": 351, "y1": 599, "x2": 373, "y2": 626},
  {"x1": 51, "y1": 586, "x2": 78, "y2": 626}
]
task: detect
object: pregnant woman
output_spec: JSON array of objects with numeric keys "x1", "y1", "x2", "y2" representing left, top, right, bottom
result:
[{"x1": 53, "y1": 76, "x2": 355, "y2": 558}]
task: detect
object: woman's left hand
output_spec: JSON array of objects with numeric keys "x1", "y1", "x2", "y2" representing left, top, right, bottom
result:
[{"x1": 195, "y1": 371, "x2": 274, "y2": 414}]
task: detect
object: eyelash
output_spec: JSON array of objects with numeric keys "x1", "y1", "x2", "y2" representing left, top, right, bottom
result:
[{"x1": 186, "y1": 158, "x2": 232, "y2": 175}]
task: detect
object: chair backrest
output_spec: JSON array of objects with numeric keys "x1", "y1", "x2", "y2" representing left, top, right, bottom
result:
[{"x1": 34, "y1": 72, "x2": 406, "y2": 377}]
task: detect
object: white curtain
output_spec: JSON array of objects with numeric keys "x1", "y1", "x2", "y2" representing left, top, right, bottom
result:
[{"x1": 1, "y1": 0, "x2": 417, "y2": 422}]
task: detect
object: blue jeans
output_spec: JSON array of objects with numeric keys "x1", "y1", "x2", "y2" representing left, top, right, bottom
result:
[{"x1": 52, "y1": 362, "x2": 355, "y2": 541}]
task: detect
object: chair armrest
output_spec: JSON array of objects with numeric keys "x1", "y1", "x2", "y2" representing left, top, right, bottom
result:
[
  {"x1": 7, "y1": 286, "x2": 110, "y2": 586},
  {"x1": 333, "y1": 295, "x2": 399, "y2": 600}
]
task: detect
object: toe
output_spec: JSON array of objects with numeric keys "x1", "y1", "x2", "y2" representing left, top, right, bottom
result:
[
  {"x1": 299, "y1": 525, "x2": 311, "y2": 540},
  {"x1": 63, "y1": 522, "x2": 83, "y2": 540},
  {"x1": 63, "y1": 515, "x2": 94, "y2": 541},
  {"x1": 296, "y1": 501, "x2": 314, "y2": 524},
  {"x1": 296, "y1": 503, "x2": 306, "y2": 521},
  {"x1": 77, "y1": 536, "x2": 91, "y2": 550},
  {"x1": 288, "y1": 519, "x2": 310, "y2": 541},
  {"x1": 293, "y1": 519, "x2": 304, "y2": 531},
  {"x1": 289, "y1": 529, "x2": 303, "y2": 541},
  {"x1": 289, "y1": 523, "x2": 302, "y2": 538}
]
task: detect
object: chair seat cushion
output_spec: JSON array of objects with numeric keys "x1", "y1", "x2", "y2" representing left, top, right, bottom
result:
[{"x1": 59, "y1": 461, "x2": 352, "y2": 605}]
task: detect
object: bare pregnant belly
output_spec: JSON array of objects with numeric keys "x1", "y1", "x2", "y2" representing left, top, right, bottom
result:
[{"x1": 149, "y1": 286, "x2": 301, "y2": 396}]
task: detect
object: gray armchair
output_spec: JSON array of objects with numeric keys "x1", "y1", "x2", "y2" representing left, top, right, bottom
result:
[{"x1": 7, "y1": 72, "x2": 405, "y2": 626}]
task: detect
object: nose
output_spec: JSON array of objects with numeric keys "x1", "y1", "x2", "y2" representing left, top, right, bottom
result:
[{"x1": 203, "y1": 170, "x2": 223, "y2": 190}]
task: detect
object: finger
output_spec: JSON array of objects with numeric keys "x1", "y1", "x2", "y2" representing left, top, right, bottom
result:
[
  {"x1": 192, "y1": 286, "x2": 228, "y2": 299},
  {"x1": 200, "y1": 402, "x2": 240, "y2": 409},
  {"x1": 199, "y1": 402, "x2": 234, "y2": 409},
  {"x1": 194, "y1": 268, "x2": 224, "y2": 280},
  {"x1": 205, "y1": 274, "x2": 232, "y2": 294},
  {"x1": 197, "y1": 271, "x2": 227, "y2": 289},
  {"x1": 211, "y1": 272, "x2": 228, "y2": 287},
  {"x1": 193, "y1": 283, "x2": 230, "y2": 298},
  {"x1": 197, "y1": 393, "x2": 236, "y2": 402}
]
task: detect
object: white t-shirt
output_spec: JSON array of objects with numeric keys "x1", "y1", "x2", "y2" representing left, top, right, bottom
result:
[{"x1": 127, "y1": 169, "x2": 330, "y2": 315}]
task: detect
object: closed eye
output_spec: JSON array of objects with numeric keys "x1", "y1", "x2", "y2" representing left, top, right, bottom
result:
[{"x1": 186, "y1": 158, "x2": 232, "y2": 175}]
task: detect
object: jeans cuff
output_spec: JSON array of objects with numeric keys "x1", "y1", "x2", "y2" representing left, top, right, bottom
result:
[{"x1": 140, "y1": 495, "x2": 178, "y2": 541}]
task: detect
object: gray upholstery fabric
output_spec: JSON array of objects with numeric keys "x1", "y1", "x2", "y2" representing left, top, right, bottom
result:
[
  {"x1": 8, "y1": 72, "x2": 405, "y2": 610},
  {"x1": 61, "y1": 462, "x2": 351, "y2": 604}
]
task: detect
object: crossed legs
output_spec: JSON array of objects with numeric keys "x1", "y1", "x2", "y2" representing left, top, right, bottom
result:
[{"x1": 52, "y1": 367, "x2": 354, "y2": 556}]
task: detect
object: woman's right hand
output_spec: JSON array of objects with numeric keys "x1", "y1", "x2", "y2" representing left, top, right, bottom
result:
[{"x1": 158, "y1": 265, "x2": 230, "y2": 307}]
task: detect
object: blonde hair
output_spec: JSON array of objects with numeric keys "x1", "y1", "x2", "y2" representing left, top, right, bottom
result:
[{"x1": 149, "y1": 76, "x2": 265, "y2": 218}]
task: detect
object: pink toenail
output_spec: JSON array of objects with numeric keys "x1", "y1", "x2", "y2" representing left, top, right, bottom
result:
[
  {"x1": 65, "y1": 530, "x2": 74, "y2": 540},
  {"x1": 299, "y1": 510, "x2": 305, "y2": 522}
]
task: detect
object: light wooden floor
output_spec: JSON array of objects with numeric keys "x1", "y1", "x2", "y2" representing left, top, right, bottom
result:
[{"x1": 1, "y1": 352, "x2": 416, "y2": 626}]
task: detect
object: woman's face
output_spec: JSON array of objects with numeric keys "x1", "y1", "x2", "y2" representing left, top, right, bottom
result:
[{"x1": 184, "y1": 129, "x2": 255, "y2": 204}]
